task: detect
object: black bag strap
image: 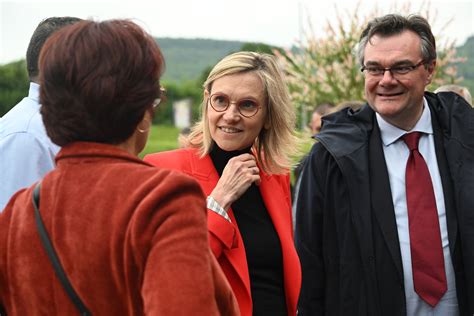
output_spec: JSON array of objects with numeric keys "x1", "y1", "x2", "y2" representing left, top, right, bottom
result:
[{"x1": 32, "y1": 182, "x2": 92, "y2": 316}]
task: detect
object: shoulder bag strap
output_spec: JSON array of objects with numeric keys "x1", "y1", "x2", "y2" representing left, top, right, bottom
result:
[{"x1": 32, "y1": 182, "x2": 92, "y2": 316}]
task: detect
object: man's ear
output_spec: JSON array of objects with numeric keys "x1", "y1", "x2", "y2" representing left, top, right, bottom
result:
[{"x1": 426, "y1": 60, "x2": 436, "y2": 84}]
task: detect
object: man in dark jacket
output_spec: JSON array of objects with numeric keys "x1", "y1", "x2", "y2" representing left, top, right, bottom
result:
[{"x1": 295, "y1": 14, "x2": 474, "y2": 316}]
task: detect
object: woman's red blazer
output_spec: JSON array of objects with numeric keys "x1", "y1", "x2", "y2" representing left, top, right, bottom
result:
[{"x1": 145, "y1": 148, "x2": 301, "y2": 316}]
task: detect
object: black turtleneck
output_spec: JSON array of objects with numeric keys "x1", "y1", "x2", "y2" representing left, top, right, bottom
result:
[{"x1": 210, "y1": 144, "x2": 287, "y2": 316}]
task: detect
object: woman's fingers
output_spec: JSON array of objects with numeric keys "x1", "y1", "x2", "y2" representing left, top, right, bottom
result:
[
  {"x1": 212, "y1": 154, "x2": 261, "y2": 206},
  {"x1": 229, "y1": 154, "x2": 259, "y2": 178}
]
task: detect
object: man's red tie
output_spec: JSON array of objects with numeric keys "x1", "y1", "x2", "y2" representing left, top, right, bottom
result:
[{"x1": 403, "y1": 132, "x2": 447, "y2": 307}]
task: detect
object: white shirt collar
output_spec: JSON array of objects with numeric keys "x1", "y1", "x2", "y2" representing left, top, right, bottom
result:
[
  {"x1": 376, "y1": 97, "x2": 433, "y2": 146},
  {"x1": 28, "y1": 82, "x2": 40, "y2": 103}
]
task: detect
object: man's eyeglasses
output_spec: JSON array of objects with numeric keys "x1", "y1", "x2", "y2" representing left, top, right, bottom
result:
[
  {"x1": 361, "y1": 60, "x2": 426, "y2": 78},
  {"x1": 208, "y1": 93, "x2": 261, "y2": 118},
  {"x1": 153, "y1": 86, "x2": 167, "y2": 108}
]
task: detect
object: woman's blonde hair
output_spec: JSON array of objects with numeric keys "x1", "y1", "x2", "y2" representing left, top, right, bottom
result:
[{"x1": 185, "y1": 51, "x2": 299, "y2": 174}]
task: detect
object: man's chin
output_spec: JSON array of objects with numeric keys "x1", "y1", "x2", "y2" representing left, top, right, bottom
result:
[{"x1": 373, "y1": 102, "x2": 405, "y2": 117}]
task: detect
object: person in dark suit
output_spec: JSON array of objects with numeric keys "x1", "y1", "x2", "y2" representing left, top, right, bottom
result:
[
  {"x1": 145, "y1": 51, "x2": 301, "y2": 316},
  {"x1": 295, "y1": 14, "x2": 473, "y2": 316},
  {"x1": 0, "y1": 19, "x2": 238, "y2": 315}
]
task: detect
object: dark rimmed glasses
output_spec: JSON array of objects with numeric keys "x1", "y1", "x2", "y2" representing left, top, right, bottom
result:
[
  {"x1": 208, "y1": 93, "x2": 262, "y2": 118},
  {"x1": 153, "y1": 86, "x2": 167, "y2": 108},
  {"x1": 361, "y1": 60, "x2": 426, "y2": 79}
]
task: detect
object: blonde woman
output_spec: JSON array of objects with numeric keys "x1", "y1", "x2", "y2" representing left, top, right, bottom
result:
[{"x1": 145, "y1": 51, "x2": 301, "y2": 316}]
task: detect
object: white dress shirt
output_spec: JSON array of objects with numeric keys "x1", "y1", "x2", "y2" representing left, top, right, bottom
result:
[
  {"x1": 0, "y1": 83, "x2": 59, "y2": 211},
  {"x1": 376, "y1": 98, "x2": 458, "y2": 316}
]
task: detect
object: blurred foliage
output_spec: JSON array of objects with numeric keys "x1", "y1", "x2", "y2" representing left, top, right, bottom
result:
[
  {"x1": 0, "y1": 60, "x2": 29, "y2": 116},
  {"x1": 276, "y1": 1, "x2": 470, "y2": 128},
  {"x1": 155, "y1": 80, "x2": 202, "y2": 125},
  {"x1": 454, "y1": 36, "x2": 474, "y2": 94}
]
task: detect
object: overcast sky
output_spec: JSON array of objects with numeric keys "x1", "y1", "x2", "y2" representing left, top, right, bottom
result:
[{"x1": 0, "y1": 0, "x2": 472, "y2": 65}]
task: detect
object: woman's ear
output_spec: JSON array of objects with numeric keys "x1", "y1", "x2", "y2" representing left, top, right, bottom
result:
[
  {"x1": 264, "y1": 117, "x2": 271, "y2": 129},
  {"x1": 136, "y1": 110, "x2": 152, "y2": 133}
]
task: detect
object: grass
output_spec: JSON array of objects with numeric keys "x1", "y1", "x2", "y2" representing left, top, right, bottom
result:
[{"x1": 140, "y1": 125, "x2": 181, "y2": 158}]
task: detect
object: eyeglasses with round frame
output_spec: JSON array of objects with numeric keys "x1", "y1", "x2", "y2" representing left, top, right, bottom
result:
[
  {"x1": 360, "y1": 60, "x2": 426, "y2": 79},
  {"x1": 153, "y1": 86, "x2": 167, "y2": 108},
  {"x1": 208, "y1": 93, "x2": 262, "y2": 118}
]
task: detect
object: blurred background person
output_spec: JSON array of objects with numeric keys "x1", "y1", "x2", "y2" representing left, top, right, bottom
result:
[
  {"x1": 145, "y1": 51, "x2": 301, "y2": 316},
  {"x1": 434, "y1": 84, "x2": 472, "y2": 106},
  {"x1": 291, "y1": 102, "x2": 334, "y2": 228},
  {"x1": 0, "y1": 19, "x2": 238, "y2": 315},
  {"x1": 331, "y1": 99, "x2": 366, "y2": 113},
  {"x1": 309, "y1": 103, "x2": 333, "y2": 135},
  {"x1": 0, "y1": 17, "x2": 82, "y2": 211},
  {"x1": 295, "y1": 102, "x2": 334, "y2": 180}
]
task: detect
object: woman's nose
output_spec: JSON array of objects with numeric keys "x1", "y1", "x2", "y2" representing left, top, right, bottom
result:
[{"x1": 222, "y1": 103, "x2": 241, "y2": 121}]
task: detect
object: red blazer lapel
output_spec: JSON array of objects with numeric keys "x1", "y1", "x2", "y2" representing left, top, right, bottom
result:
[{"x1": 188, "y1": 151, "x2": 252, "y2": 301}]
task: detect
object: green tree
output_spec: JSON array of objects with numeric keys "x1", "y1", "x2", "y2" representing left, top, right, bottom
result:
[{"x1": 0, "y1": 60, "x2": 29, "y2": 116}]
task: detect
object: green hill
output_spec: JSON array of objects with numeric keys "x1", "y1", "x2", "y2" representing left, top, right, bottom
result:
[
  {"x1": 155, "y1": 38, "x2": 244, "y2": 82},
  {"x1": 456, "y1": 36, "x2": 474, "y2": 94}
]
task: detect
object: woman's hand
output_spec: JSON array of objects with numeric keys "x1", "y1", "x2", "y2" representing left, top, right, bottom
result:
[{"x1": 210, "y1": 153, "x2": 260, "y2": 211}]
